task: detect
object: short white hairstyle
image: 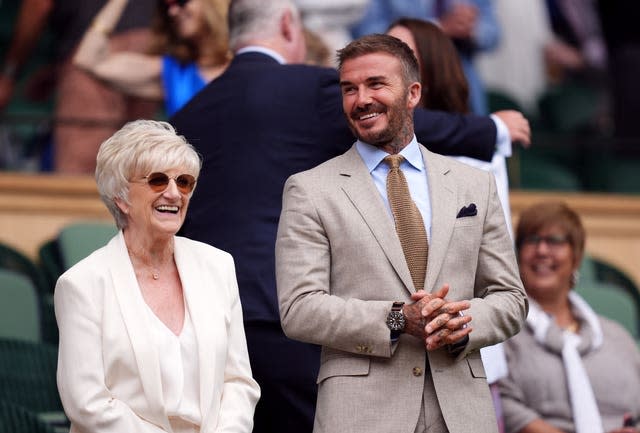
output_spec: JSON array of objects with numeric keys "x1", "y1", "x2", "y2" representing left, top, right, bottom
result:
[
  {"x1": 228, "y1": 0, "x2": 300, "y2": 51},
  {"x1": 95, "y1": 120, "x2": 201, "y2": 229}
]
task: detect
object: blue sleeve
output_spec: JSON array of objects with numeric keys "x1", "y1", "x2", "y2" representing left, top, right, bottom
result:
[
  {"x1": 470, "y1": 0, "x2": 501, "y2": 52},
  {"x1": 161, "y1": 55, "x2": 179, "y2": 116},
  {"x1": 161, "y1": 56, "x2": 207, "y2": 116},
  {"x1": 350, "y1": 0, "x2": 393, "y2": 38}
]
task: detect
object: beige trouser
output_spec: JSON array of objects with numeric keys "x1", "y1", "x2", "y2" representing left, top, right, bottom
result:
[{"x1": 414, "y1": 369, "x2": 448, "y2": 433}]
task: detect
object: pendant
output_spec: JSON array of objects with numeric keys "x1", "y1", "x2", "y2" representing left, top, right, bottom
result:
[{"x1": 152, "y1": 272, "x2": 159, "y2": 280}]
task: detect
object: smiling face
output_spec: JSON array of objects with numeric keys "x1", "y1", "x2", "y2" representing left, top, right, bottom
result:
[
  {"x1": 518, "y1": 224, "x2": 579, "y2": 305},
  {"x1": 339, "y1": 52, "x2": 421, "y2": 153},
  {"x1": 116, "y1": 167, "x2": 194, "y2": 243}
]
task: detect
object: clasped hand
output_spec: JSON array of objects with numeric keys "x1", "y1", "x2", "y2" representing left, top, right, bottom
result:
[{"x1": 402, "y1": 284, "x2": 472, "y2": 351}]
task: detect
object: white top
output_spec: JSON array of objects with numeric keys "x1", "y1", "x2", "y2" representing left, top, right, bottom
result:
[
  {"x1": 144, "y1": 301, "x2": 201, "y2": 426},
  {"x1": 295, "y1": 0, "x2": 370, "y2": 58},
  {"x1": 476, "y1": 0, "x2": 553, "y2": 114}
]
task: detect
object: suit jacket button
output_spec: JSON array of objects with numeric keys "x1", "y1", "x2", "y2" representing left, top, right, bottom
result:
[{"x1": 412, "y1": 367, "x2": 423, "y2": 377}]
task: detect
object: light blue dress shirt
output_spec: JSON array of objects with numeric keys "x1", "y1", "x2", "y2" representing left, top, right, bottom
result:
[{"x1": 356, "y1": 136, "x2": 432, "y2": 240}]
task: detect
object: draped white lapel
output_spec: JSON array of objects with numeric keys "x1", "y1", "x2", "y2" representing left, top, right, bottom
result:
[
  {"x1": 526, "y1": 293, "x2": 605, "y2": 433},
  {"x1": 106, "y1": 232, "x2": 172, "y2": 432},
  {"x1": 173, "y1": 237, "x2": 225, "y2": 430}
]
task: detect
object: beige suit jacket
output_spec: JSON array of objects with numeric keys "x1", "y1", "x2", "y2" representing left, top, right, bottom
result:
[
  {"x1": 276, "y1": 144, "x2": 527, "y2": 433},
  {"x1": 55, "y1": 232, "x2": 260, "y2": 433}
]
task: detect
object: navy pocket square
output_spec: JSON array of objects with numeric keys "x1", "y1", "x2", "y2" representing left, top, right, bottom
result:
[{"x1": 456, "y1": 203, "x2": 477, "y2": 218}]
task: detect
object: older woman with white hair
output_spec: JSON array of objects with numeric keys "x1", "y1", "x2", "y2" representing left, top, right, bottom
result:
[{"x1": 54, "y1": 119, "x2": 260, "y2": 433}]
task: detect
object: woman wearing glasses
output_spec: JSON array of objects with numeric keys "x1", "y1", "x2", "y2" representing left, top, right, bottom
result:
[
  {"x1": 499, "y1": 201, "x2": 640, "y2": 433},
  {"x1": 54, "y1": 120, "x2": 260, "y2": 433},
  {"x1": 73, "y1": 0, "x2": 230, "y2": 116}
]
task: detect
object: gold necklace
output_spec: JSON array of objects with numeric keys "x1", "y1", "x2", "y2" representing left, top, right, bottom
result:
[
  {"x1": 565, "y1": 320, "x2": 579, "y2": 333},
  {"x1": 127, "y1": 248, "x2": 161, "y2": 280}
]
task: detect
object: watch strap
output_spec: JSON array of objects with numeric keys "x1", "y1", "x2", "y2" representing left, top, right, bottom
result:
[{"x1": 389, "y1": 301, "x2": 405, "y2": 340}]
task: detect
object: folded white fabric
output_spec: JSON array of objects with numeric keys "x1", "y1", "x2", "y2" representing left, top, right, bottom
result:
[{"x1": 526, "y1": 292, "x2": 604, "y2": 433}]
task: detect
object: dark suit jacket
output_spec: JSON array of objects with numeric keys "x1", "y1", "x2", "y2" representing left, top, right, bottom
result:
[{"x1": 170, "y1": 52, "x2": 497, "y2": 324}]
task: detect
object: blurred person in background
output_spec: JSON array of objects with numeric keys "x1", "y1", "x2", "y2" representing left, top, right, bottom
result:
[
  {"x1": 598, "y1": 0, "x2": 640, "y2": 143},
  {"x1": 55, "y1": 119, "x2": 260, "y2": 433},
  {"x1": 544, "y1": 0, "x2": 607, "y2": 86},
  {"x1": 476, "y1": 0, "x2": 552, "y2": 115},
  {"x1": 294, "y1": 0, "x2": 369, "y2": 65},
  {"x1": 351, "y1": 0, "x2": 501, "y2": 115},
  {"x1": 74, "y1": 0, "x2": 231, "y2": 118},
  {"x1": 499, "y1": 201, "x2": 640, "y2": 433},
  {"x1": 0, "y1": 0, "x2": 158, "y2": 173},
  {"x1": 303, "y1": 27, "x2": 332, "y2": 67}
]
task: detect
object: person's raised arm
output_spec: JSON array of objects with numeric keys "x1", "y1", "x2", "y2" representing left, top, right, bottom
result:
[
  {"x1": 0, "y1": 0, "x2": 53, "y2": 110},
  {"x1": 72, "y1": 0, "x2": 163, "y2": 99},
  {"x1": 492, "y1": 110, "x2": 531, "y2": 148},
  {"x1": 413, "y1": 108, "x2": 530, "y2": 162},
  {"x1": 414, "y1": 108, "x2": 497, "y2": 161}
]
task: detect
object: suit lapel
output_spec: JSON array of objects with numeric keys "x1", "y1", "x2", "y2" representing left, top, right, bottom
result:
[
  {"x1": 107, "y1": 232, "x2": 171, "y2": 431},
  {"x1": 421, "y1": 148, "x2": 457, "y2": 293},
  {"x1": 174, "y1": 239, "x2": 220, "y2": 429},
  {"x1": 338, "y1": 146, "x2": 415, "y2": 294}
]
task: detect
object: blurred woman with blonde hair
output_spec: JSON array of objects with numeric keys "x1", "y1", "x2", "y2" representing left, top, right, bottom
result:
[{"x1": 74, "y1": 0, "x2": 231, "y2": 116}]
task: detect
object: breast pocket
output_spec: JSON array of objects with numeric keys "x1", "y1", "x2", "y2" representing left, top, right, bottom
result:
[{"x1": 454, "y1": 215, "x2": 481, "y2": 228}]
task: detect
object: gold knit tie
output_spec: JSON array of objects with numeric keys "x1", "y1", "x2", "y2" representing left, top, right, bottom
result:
[{"x1": 384, "y1": 154, "x2": 428, "y2": 291}]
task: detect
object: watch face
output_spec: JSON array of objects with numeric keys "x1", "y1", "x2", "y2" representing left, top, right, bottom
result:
[{"x1": 386, "y1": 311, "x2": 406, "y2": 331}]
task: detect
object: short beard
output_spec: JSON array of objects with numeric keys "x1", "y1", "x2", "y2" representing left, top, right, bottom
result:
[
  {"x1": 350, "y1": 113, "x2": 414, "y2": 153},
  {"x1": 348, "y1": 89, "x2": 415, "y2": 152}
]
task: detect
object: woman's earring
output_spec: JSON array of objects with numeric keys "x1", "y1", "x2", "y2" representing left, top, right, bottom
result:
[{"x1": 571, "y1": 269, "x2": 580, "y2": 287}]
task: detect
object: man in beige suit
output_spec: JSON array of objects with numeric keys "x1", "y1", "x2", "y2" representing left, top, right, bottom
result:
[{"x1": 275, "y1": 34, "x2": 527, "y2": 433}]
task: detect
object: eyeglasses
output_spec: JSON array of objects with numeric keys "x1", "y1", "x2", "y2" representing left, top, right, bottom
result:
[
  {"x1": 521, "y1": 234, "x2": 570, "y2": 248},
  {"x1": 141, "y1": 172, "x2": 196, "y2": 194},
  {"x1": 163, "y1": 0, "x2": 191, "y2": 10}
]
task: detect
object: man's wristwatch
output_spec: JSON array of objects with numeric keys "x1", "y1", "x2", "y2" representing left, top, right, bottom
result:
[{"x1": 386, "y1": 301, "x2": 406, "y2": 340}]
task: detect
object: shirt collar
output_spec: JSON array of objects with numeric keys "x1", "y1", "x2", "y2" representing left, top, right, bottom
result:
[
  {"x1": 235, "y1": 46, "x2": 286, "y2": 64},
  {"x1": 356, "y1": 136, "x2": 424, "y2": 173}
]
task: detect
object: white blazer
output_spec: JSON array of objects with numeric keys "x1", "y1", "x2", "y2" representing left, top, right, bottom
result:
[{"x1": 55, "y1": 231, "x2": 260, "y2": 433}]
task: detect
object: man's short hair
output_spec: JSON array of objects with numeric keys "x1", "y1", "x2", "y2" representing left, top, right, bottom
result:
[{"x1": 337, "y1": 34, "x2": 421, "y2": 85}]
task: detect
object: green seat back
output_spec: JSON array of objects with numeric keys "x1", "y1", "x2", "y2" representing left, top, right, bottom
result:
[
  {"x1": 0, "y1": 400, "x2": 57, "y2": 433},
  {"x1": 0, "y1": 269, "x2": 40, "y2": 342},
  {"x1": 57, "y1": 221, "x2": 117, "y2": 269},
  {"x1": 37, "y1": 239, "x2": 64, "y2": 295},
  {"x1": 0, "y1": 242, "x2": 49, "y2": 295},
  {"x1": 575, "y1": 282, "x2": 640, "y2": 339},
  {"x1": 519, "y1": 155, "x2": 582, "y2": 191},
  {"x1": 0, "y1": 339, "x2": 63, "y2": 414}
]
